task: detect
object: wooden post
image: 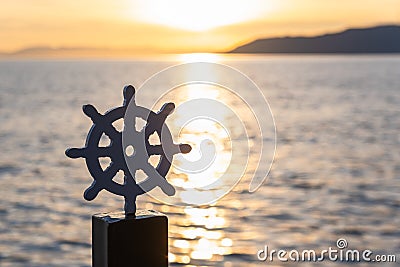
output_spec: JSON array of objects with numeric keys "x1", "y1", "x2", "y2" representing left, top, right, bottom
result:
[{"x1": 92, "y1": 210, "x2": 168, "y2": 267}]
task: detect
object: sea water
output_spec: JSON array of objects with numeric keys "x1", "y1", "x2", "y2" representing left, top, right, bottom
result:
[{"x1": 0, "y1": 55, "x2": 399, "y2": 266}]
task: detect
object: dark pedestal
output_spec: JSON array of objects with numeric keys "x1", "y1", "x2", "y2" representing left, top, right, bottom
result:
[{"x1": 92, "y1": 210, "x2": 168, "y2": 267}]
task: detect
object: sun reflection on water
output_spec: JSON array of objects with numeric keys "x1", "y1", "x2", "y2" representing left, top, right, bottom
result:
[
  {"x1": 143, "y1": 59, "x2": 258, "y2": 265},
  {"x1": 178, "y1": 53, "x2": 222, "y2": 63},
  {"x1": 169, "y1": 206, "x2": 233, "y2": 264},
  {"x1": 151, "y1": 82, "x2": 240, "y2": 192}
]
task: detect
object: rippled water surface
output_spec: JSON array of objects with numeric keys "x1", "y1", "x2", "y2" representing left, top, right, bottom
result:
[{"x1": 0, "y1": 55, "x2": 399, "y2": 266}]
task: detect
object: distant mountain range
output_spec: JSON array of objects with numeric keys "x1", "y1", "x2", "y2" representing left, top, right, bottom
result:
[
  {"x1": 0, "y1": 46, "x2": 139, "y2": 58},
  {"x1": 0, "y1": 46, "x2": 154, "y2": 58},
  {"x1": 230, "y1": 25, "x2": 400, "y2": 54}
]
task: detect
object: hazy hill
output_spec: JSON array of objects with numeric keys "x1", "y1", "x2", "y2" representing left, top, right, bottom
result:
[
  {"x1": 0, "y1": 46, "x2": 153, "y2": 58},
  {"x1": 230, "y1": 25, "x2": 400, "y2": 53}
]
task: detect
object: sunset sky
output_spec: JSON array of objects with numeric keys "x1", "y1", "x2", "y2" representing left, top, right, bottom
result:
[{"x1": 1, "y1": 0, "x2": 399, "y2": 54}]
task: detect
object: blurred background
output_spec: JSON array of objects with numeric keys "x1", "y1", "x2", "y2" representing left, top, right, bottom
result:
[{"x1": 0, "y1": 1, "x2": 399, "y2": 266}]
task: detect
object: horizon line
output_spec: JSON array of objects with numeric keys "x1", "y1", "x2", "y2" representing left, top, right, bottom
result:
[{"x1": 1, "y1": 23, "x2": 399, "y2": 59}]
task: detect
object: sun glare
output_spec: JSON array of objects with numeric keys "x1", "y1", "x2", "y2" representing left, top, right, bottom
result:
[
  {"x1": 178, "y1": 53, "x2": 221, "y2": 63},
  {"x1": 133, "y1": 0, "x2": 272, "y2": 31}
]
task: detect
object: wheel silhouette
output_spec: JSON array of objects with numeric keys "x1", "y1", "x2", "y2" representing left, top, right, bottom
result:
[{"x1": 65, "y1": 85, "x2": 191, "y2": 214}]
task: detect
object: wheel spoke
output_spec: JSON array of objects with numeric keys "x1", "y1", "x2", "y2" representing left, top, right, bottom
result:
[
  {"x1": 104, "y1": 124, "x2": 120, "y2": 139},
  {"x1": 144, "y1": 104, "x2": 173, "y2": 139},
  {"x1": 147, "y1": 145, "x2": 164, "y2": 155},
  {"x1": 142, "y1": 162, "x2": 175, "y2": 196},
  {"x1": 104, "y1": 162, "x2": 119, "y2": 179},
  {"x1": 144, "y1": 113, "x2": 157, "y2": 138},
  {"x1": 94, "y1": 146, "x2": 114, "y2": 157}
]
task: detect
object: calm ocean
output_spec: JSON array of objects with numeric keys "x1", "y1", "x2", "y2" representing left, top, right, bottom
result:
[{"x1": 0, "y1": 55, "x2": 399, "y2": 266}]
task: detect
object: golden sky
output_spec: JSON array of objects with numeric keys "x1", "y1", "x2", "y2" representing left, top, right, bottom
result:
[{"x1": 1, "y1": 0, "x2": 399, "y2": 54}]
